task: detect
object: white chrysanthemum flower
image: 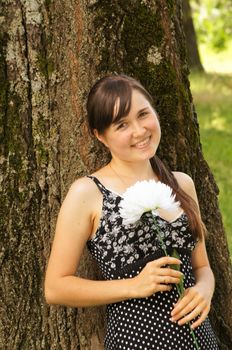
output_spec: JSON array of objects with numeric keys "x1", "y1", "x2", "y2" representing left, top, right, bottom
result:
[{"x1": 120, "y1": 180, "x2": 180, "y2": 225}]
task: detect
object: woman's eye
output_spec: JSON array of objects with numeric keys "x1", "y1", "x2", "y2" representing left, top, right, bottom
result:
[
  {"x1": 139, "y1": 111, "x2": 148, "y2": 118},
  {"x1": 117, "y1": 122, "x2": 127, "y2": 130}
]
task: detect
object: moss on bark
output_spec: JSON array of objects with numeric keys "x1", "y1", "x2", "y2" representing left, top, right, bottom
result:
[{"x1": 37, "y1": 32, "x2": 54, "y2": 80}]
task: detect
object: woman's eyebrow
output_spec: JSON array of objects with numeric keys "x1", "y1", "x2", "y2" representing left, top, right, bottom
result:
[
  {"x1": 137, "y1": 107, "x2": 149, "y2": 115},
  {"x1": 112, "y1": 116, "x2": 127, "y2": 125},
  {"x1": 112, "y1": 107, "x2": 150, "y2": 126}
]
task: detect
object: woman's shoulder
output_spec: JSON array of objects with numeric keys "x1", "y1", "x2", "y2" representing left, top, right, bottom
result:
[
  {"x1": 69, "y1": 164, "x2": 110, "y2": 198},
  {"x1": 172, "y1": 171, "x2": 194, "y2": 183},
  {"x1": 67, "y1": 176, "x2": 100, "y2": 203},
  {"x1": 172, "y1": 171, "x2": 195, "y2": 192}
]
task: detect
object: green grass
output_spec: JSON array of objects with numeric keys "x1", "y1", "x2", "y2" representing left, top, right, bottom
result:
[{"x1": 189, "y1": 71, "x2": 232, "y2": 254}]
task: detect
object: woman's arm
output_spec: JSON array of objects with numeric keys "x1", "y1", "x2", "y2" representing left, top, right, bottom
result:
[
  {"x1": 44, "y1": 177, "x2": 183, "y2": 307},
  {"x1": 170, "y1": 172, "x2": 215, "y2": 329},
  {"x1": 44, "y1": 177, "x2": 133, "y2": 307}
]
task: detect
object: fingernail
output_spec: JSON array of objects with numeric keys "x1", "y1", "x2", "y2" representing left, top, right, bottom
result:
[{"x1": 170, "y1": 318, "x2": 175, "y2": 322}]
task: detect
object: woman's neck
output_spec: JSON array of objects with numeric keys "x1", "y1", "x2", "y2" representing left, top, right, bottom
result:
[{"x1": 109, "y1": 159, "x2": 157, "y2": 184}]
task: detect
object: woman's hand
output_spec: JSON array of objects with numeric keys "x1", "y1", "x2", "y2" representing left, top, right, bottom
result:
[
  {"x1": 170, "y1": 284, "x2": 212, "y2": 329},
  {"x1": 130, "y1": 256, "x2": 183, "y2": 298}
]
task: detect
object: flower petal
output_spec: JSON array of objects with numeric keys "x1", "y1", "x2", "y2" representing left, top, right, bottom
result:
[{"x1": 120, "y1": 180, "x2": 180, "y2": 225}]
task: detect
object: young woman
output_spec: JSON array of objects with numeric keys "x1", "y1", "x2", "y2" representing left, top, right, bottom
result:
[{"x1": 45, "y1": 74, "x2": 219, "y2": 349}]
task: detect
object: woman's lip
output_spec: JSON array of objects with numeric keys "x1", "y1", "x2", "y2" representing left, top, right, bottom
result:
[{"x1": 132, "y1": 136, "x2": 151, "y2": 148}]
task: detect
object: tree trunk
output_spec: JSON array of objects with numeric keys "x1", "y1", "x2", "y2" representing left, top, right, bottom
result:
[
  {"x1": 0, "y1": 0, "x2": 231, "y2": 349},
  {"x1": 182, "y1": 0, "x2": 204, "y2": 71}
]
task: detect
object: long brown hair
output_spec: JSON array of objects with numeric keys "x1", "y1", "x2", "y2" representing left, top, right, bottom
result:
[{"x1": 87, "y1": 74, "x2": 205, "y2": 239}]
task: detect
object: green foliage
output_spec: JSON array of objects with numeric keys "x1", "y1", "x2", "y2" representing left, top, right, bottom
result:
[
  {"x1": 190, "y1": 71, "x2": 232, "y2": 254},
  {"x1": 191, "y1": 0, "x2": 232, "y2": 52},
  {"x1": 199, "y1": 39, "x2": 232, "y2": 73}
]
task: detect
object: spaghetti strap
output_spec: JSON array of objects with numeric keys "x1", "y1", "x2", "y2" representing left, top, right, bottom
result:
[{"x1": 87, "y1": 175, "x2": 108, "y2": 195}]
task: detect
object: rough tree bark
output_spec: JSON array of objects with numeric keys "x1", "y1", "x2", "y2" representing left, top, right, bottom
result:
[
  {"x1": 182, "y1": 0, "x2": 204, "y2": 71},
  {"x1": 0, "y1": 0, "x2": 231, "y2": 349}
]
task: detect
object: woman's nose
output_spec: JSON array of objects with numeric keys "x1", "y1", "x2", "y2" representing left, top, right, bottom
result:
[{"x1": 131, "y1": 121, "x2": 146, "y2": 136}]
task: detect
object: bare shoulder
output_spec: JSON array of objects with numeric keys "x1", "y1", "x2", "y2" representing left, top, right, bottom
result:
[
  {"x1": 61, "y1": 176, "x2": 101, "y2": 217},
  {"x1": 68, "y1": 176, "x2": 99, "y2": 199},
  {"x1": 172, "y1": 171, "x2": 194, "y2": 189},
  {"x1": 56, "y1": 176, "x2": 101, "y2": 241},
  {"x1": 172, "y1": 171, "x2": 197, "y2": 202}
]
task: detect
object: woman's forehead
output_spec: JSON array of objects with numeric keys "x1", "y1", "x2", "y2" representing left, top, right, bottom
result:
[{"x1": 112, "y1": 92, "x2": 151, "y2": 125}]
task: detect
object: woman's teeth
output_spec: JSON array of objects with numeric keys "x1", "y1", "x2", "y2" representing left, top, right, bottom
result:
[{"x1": 134, "y1": 137, "x2": 150, "y2": 148}]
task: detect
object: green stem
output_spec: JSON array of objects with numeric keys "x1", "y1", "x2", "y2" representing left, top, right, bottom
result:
[
  {"x1": 189, "y1": 324, "x2": 200, "y2": 350},
  {"x1": 153, "y1": 217, "x2": 201, "y2": 350}
]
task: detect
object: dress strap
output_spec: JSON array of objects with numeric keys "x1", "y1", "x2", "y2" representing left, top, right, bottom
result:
[{"x1": 87, "y1": 175, "x2": 108, "y2": 195}]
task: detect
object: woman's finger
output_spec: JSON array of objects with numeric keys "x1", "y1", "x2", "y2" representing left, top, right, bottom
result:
[
  {"x1": 158, "y1": 284, "x2": 173, "y2": 292},
  {"x1": 171, "y1": 289, "x2": 194, "y2": 317},
  {"x1": 152, "y1": 256, "x2": 181, "y2": 268},
  {"x1": 170, "y1": 298, "x2": 200, "y2": 322},
  {"x1": 177, "y1": 304, "x2": 205, "y2": 326},
  {"x1": 157, "y1": 275, "x2": 181, "y2": 285},
  {"x1": 191, "y1": 305, "x2": 210, "y2": 329},
  {"x1": 159, "y1": 267, "x2": 183, "y2": 278}
]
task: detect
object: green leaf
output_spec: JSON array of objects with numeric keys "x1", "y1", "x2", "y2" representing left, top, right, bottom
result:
[
  {"x1": 170, "y1": 249, "x2": 185, "y2": 297},
  {"x1": 170, "y1": 248, "x2": 181, "y2": 271}
]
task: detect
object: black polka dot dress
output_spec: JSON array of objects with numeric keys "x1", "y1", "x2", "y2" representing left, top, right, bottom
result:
[{"x1": 87, "y1": 176, "x2": 219, "y2": 350}]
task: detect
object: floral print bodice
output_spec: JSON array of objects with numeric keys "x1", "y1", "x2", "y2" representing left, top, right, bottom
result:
[{"x1": 87, "y1": 176, "x2": 197, "y2": 280}]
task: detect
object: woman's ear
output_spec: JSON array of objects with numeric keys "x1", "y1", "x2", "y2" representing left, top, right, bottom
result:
[{"x1": 93, "y1": 129, "x2": 108, "y2": 147}]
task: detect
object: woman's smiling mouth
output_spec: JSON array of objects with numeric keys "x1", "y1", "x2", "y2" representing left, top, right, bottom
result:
[{"x1": 132, "y1": 136, "x2": 151, "y2": 149}]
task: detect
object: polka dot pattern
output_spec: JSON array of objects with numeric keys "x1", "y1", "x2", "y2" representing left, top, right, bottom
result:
[{"x1": 87, "y1": 176, "x2": 219, "y2": 349}]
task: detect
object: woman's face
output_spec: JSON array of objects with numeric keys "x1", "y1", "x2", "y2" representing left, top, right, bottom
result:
[{"x1": 95, "y1": 89, "x2": 161, "y2": 164}]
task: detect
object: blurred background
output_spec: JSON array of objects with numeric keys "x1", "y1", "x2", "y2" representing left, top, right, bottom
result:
[{"x1": 185, "y1": 0, "x2": 232, "y2": 254}]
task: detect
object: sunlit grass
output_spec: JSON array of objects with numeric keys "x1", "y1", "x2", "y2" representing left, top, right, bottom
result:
[{"x1": 190, "y1": 71, "x2": 232, "y2": 254}]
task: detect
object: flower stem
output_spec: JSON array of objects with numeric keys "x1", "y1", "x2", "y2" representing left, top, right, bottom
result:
[
  {"x1": 189, "y1": 324, "x2": 200, "y2": 350},
  {"x1": 153, "y1": 218, "x2": 201, "y2": 350}
]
